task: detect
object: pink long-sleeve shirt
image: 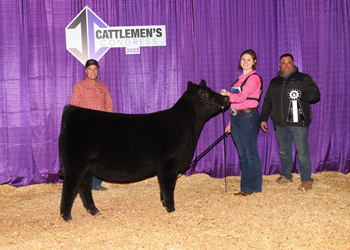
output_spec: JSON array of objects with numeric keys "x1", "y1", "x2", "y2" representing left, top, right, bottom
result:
[
  {"x1": 229, "y1": 70, "x2": 261, "y2": 110},
  {"x1": 226, "y1": 70, "x2": 261, "y2": 128}
]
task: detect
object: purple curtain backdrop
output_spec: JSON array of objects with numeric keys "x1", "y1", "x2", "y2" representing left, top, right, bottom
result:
[{"x1": 0, "y1": 0, "x2": 349, "y2": 186}]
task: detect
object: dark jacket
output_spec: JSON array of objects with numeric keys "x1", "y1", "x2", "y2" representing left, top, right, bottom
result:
[{"x1": 260, "y1": 68, "x2": 320, "y2": 128}]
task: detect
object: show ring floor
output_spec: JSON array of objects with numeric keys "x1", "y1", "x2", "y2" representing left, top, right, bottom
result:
[{"x1": 0, "y1": 171, "x2": 349, "y2": 249}]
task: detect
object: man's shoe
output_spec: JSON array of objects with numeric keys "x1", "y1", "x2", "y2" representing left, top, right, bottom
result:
[
  {"x1": 298, "y1": 181, "x2": 312, "y2": 191},
  {"x1": 92, "y1": 185, "x2": 107, "y2": 191},
  {"x1": 234, "y1": 191, "x2": 251, "y2": 196},
  {"x1": 276, "y1": 175, "x2": 293, "y2": 184}
]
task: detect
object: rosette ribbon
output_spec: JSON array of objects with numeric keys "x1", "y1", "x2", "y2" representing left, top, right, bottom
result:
[{"x1": 287, "y1": 89, "x2": 305, "y2": 123}]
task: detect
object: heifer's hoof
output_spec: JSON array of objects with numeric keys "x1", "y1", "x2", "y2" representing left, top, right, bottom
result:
[
  {"x1": 88, "y1": 209, "x2": 101, "y2": 216},
  {"x1": 93, "y1": 211, "x2": 102, "y2": 217},
  {"x1": 61, "y1": 214, "x2": 72, "y2": 222},
  {"x1": 166, "y1": 207, "x2": 175, "y2": 213}
]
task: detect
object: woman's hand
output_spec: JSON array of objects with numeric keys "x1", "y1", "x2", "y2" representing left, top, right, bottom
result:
[
  {"x1": 220, "y1": 89, "x2": 230, "y2": 96},
  {"x1": 225, "y1": 125, "x2": 231, "y2": 134}
]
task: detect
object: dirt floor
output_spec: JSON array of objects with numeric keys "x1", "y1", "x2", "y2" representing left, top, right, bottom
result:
[{"x1": 0, "y1": 171, "x2": 349, "y2": 249}]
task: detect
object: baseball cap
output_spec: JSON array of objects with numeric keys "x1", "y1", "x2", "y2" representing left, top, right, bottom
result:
[{"x1": 85, "y1": 59, "x2": 99, "y2": 69}]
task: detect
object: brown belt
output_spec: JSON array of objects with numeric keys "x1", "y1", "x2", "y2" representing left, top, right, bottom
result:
[{"x1": 231, "y1": 108, "x2": 256, "y2": 116}]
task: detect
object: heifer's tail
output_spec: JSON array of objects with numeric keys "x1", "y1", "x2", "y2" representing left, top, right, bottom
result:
[
  {"x1": 58, "y1": 134, "x2": 65, "y2": 178},
  {"x1": 58, "y1": 105, "x2": 72, "y2": 178}
]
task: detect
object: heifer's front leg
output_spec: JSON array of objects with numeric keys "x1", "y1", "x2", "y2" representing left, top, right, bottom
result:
[
  {"x1": 78, "y1": 169, "x2": 100, "y2": 217},
  {"x1": 157, "y1": 166, "x2": 178, "y2": 213}
]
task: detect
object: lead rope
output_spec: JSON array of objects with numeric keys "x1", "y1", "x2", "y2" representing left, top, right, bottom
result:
[
  {"x1": 222, "y1": 108, "x2": 227, "y2": 192},
  {"x1": 177, "y1": 107, "x2": 228, "y2": 184}
]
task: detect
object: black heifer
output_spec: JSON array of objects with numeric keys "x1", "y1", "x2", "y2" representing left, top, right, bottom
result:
[{"x1": 59, "y1": 80, "x2": 229, "y2": 222}]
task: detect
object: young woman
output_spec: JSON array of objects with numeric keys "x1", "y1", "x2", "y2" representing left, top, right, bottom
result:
[{"x1": 220, "y1": 49, "x2": 263, "y2": 196}]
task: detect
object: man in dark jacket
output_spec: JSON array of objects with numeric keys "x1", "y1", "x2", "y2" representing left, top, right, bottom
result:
[{"x1": 260, "y1": 54, "x2": 320, "y2": 191}]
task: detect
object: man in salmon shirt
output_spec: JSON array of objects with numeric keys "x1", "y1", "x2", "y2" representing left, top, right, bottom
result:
[{"x1": 70, "y1": 59, "x2": 113, "y2": 191}]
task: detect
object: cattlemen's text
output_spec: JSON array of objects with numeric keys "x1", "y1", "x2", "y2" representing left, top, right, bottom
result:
[{"x1": 96, "y1": 28, "x2": 162, "y2": 39}]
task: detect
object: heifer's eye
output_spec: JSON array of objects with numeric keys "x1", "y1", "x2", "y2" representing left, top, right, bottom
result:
[{"x1": 199, "y1": 90, "x2": 209, "y2": 99}]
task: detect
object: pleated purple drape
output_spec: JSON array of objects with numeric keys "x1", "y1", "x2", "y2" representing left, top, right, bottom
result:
[{"x1": 0, "y1": 0, "x2": 349, "y2": 186}]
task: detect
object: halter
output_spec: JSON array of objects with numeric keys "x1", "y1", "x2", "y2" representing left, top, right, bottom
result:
[{"x1": 197, "y1": 97, "x2": 227, "y2": 109}]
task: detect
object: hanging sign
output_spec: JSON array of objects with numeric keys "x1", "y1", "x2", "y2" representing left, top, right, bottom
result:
[{"x1": 65, "y1": 6, "x2": 166, "y2": 65}]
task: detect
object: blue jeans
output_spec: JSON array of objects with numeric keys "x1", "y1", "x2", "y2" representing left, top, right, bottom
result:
[
  {"x1": 275, "y1": 126, "x2": 313, "y2": 183},
  {"x1": 92, "y1": 175, "x2": 103, "y2": 189},
  {"x1": 230, "y1": 109, "x2": 262, "y2": 193}
]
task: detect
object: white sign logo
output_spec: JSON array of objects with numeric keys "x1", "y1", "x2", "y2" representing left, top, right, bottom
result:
[{"x1": 65, "y1": 6, "x2": 166, "y2": 64}]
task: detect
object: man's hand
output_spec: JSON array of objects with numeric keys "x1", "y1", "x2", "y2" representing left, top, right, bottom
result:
[{"x1": 260, "y1": 121, "x2": 267, "y2": 133}]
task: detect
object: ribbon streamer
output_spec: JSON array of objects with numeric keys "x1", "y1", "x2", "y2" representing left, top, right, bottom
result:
[{"x1": 287, "y1": 89, "x2": 305, "y2": 123}]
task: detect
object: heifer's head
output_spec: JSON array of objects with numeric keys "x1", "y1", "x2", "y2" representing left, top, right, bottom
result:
[{"x1": 186, "y1": 80, "x2": 230, "y2": 120}]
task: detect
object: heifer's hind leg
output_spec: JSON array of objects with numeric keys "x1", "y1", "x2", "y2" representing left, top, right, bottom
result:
[
  {"x1": 60, "y1": 175, "x2": 81, "y2": 222},
  {"x1": 78, "y1": 168, "x2": 100, "y2": 216},
  {"x1": 157, "y1": 165, "x2": 178, "y2": 213}
]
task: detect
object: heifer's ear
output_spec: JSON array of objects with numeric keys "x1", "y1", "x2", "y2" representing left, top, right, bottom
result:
[
  {"x1": 199, "y1": 80, "x2": 207, "y2": 87},
  {"x1": 187, "y1": 81, "x2": 194, "y2": 93}
]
